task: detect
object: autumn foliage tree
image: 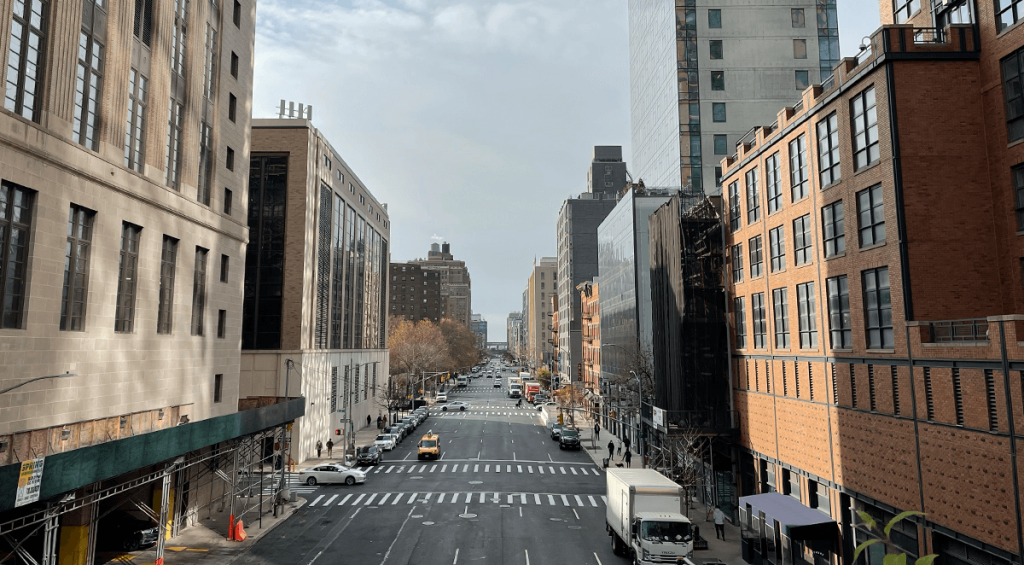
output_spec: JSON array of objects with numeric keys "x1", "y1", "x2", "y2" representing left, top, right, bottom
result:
[
  {"x1": 388, "y1": 316, "x2": 446, "y2": 377},
  {"x1": 438, "y1": 318, "x2": 480, "y2": 371}
]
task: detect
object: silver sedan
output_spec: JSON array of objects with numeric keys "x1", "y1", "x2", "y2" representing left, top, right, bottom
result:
[{"x1": 298, "y1": 464, "x2": 367, "y2": 486}]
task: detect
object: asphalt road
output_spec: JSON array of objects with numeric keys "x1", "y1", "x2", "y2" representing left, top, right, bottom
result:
[{"x1": 233, "y1": 364, "x2": 627, "y2": 565}]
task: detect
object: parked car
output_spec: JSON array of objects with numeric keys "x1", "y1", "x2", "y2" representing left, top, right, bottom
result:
[
  {"x1": 374, "y1": 434, "x2": 396, "y2": 451},
  {"x1": 436, "y1": 393, "x2": 448, "y2": 403},
  {"x1": 357, "y1": 445, "x2": 383, "y2": 465},
  {"x1": 97, "y1": 511, "x2": 159, "y2": 552},
  {"x1": 298, "y1": 464, "x2": 367, "y2": 486},
  {"x1": 443, "y1": 401, "x2": 469, "y2": 412},
  {"x1": 386, "y1": 425, "x2": 406, "y2": 441},
  {"x1": 550, "y1": 423, "x2": 564, "y2": 440},
  {"x1": 401, "y1": 417, "x2": 417, "y2": 431},
  {"x1": 559, "y1": 428, "x2": 581, "y2": 450}
]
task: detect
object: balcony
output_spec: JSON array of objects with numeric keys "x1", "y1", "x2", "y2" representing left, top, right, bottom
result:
[{"x1": 924, "y1": 318, "x2": 990, "y2": 343}]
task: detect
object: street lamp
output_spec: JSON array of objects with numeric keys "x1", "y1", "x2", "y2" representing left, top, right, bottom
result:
[{"x1": 0, "y1": 372, "x2": 76, "y2": 396}]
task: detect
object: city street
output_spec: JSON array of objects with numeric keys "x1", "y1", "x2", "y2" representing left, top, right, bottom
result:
[{"x1": 233, "y1": 375, "x2": 625, "y2": 565}]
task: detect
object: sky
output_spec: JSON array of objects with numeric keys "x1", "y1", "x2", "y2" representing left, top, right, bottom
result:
[{"x1": 252, "y1": 0, "x2": 881, "y2": 342}]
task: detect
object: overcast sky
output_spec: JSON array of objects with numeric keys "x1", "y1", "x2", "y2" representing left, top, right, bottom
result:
[{"x1": 252, "y1": 0, "x2": 881, "y2": 341}]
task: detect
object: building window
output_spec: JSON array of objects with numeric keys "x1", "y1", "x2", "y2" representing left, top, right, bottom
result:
[
  {"x1": 749, "y1": 235, "x2": 763, "y2": 278},
  {"x1": 230, "y1": 51, "x2": 239, "y2": 77},
  {"x1": 124, "y1": 69, "x2": 148, "y2": 172},
  {"x1": 827, "y1": 275, "x2": 852, "y2": 349},
  {"x1": 769, "y1": 225, "x2": 786, "y2": 272},
  {"x1": 710, "y1": 40, "x2": 723, "y2": 60},
  {"x1": 214, "y1": 374, "x2": 223, "y2": 403},
  {"x1": 202, "y1": 24, "x2": 216, "y2": 100},
  {"x1": 158, "y1": 236, "x2": 177, "y2": 334},
  {"x1": 233, "y1": 0, "x2": 241, "y2": 27},
  {"x1": 165, "y1": 101, "x2": 184, "y2": 189},
  {"x1": 712, "y1": 103, "x2": 726, "y2": 122},
  {"x1": 1003, "y1": 49, "x2": 1024, "y2": 141},
  {"x1": 822, "y1": 200, "x2": 845, "y2": 257},
  {"x1": 893, "y1": 0, "x2": 920, "y2": 23},
  {"x1": 773, "y1": 288, "x2": 790, "y2": 349},
  {"x1": 766, "y1": 153, "x2": 781, "y2": 214},
  {"x1": 851, "y1": 87, "x2": 879, "y2": 170},
  {"x1": 133, "y1": 0, "x2": 154, "y2": 45},
  {"x1": 229, "y1": 93, "x2": 237, "y2": 122},
  {"x1": 220, "y1": 254, "x2": 229, "y2": 282},
  {"x1": 714, "y1": 134, "x2": 728, "y2": 155},
  {"x1": 0, "y1": 182, "x2": 34, "y2": 329},
  {"x1": 4, "y1": 0, "x2": 48, "y2": 121},
  {"x1": 857, "y1": 185, "x2": 885, "y2": 247},
  {"x1": 114, "y1": 223, "x2": 142, "y2": 333},
  {"x1": 923, "y1": 367, "x2": 934, "y2": 420},
  {"x1": 793, "y1": 39, "x2": 807, "y2": 59},
  {"x1": 795, "y1": 70, "x2": 809, "y2": 90},
  {"x1": 783, "y1": 469, "x2": 800, "y2": 499},
  {"x1": 752, "y1": 292, "x2": 767, "y2": 349},
  {"x1": 61, "y1": 205, "x2": 95, "y2": 331},
  {"x1": 728, "y1": 181, "x2": 741, "y2": 231},
  {"x1": 735, "y1": 297, "x2": 747, "y2": 349},
  {"x1": 952, "y1": 368, "x2": 964, "y2": 424},
  {"x1": 793, "y1": 214, "x2": 812, "y2": 265},
  {"x1": 789, "y1": 134, "x2": 808, "y2": 202},
  {"x1": 711, "y1": 71, "x2": 724, "y2": 91},
  {"x1": 224, "y1": 187, "x2": 233, "y2": 215},
  {"x1": 191, "y1": 247, "x2": 208, "y2": 336},
  {"x1": 791, "y1": 8, "x2": 805, "y2": 27},
  {"x1": 708, "y1": 8, "x2": 721, "y2": 28},
  {"x1": 218, "y1": 309, "x2": 226, "y2": 338},
  {"x1": 197, "y1": 123, "x2": 213, "y2": 205},
  {"x1": 73, "y1": 29, "x2": 104, "y2": 150},
  {"x1": 797, "y1": 282, "x2": 817, "y2": 349},
  {"x1": 715, "y1": 166, "x2": 723, "y2": 188},
  {"x1": 170, "y1": 0, "x2": 187, "y2": 76},
  {"x1": 862, "y1": 267, "x2": 893, "y2": 349},
  {"x1": 810, "y1": 481, "x2": 830, "y2": 515},
  {"x1": 985, "y1": 369, "x2": 999, "y2": 431},
  {"x1": 226, "y1": 147, "x2": 235, "y2": 171},
  {"x1": 732, "y1": 243, "x2": 744, "y2": 283},
  {"x1": 891, "y1": 366, "x2": 900, "y2": 415},
  {"x1": 745, "y1": 167, "x2": 760, "y2": 224},
  {"x1": 817, "y1": 112, "x2": 841, "y2": 187}
]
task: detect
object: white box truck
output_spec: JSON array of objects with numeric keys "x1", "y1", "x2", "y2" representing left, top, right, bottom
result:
[{"x1": 606, "y1": 468, "x2": 694, "y2": 563}]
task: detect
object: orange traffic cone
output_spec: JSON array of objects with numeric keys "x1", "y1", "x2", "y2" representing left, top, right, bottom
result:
[{"x1": 234, "y1": 519, "x2": 247, "y2": 541}]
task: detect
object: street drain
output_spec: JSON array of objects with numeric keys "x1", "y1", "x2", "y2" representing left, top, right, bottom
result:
[{"x1": 422, "y1": 521, "x2": 435, "y2": 526}]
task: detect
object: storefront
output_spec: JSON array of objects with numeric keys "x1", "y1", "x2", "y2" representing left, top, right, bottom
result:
[{"x1": 739, "y1": 493, "x2": 838, "y2": 565}]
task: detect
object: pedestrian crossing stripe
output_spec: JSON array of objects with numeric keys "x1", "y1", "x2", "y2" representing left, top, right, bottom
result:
[
  {"x1": 370, "y1": 464, "x2": 601, "y2": 476},
  {"x1": 306, "y1": 491, "x2": 608, "y2": 508}
]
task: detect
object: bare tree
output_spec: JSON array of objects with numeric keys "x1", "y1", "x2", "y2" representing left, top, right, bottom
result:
[
  {"x1": 376, "y1": 374, "x2": 411, "y2": 426},
  {"x1": 664, "y1": 426, "x2": 709, "y2": 519}
]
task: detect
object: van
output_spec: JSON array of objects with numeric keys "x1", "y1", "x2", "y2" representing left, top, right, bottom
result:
[{"x1": 417, "y1": 432, "x2": 441, "y2": 460}]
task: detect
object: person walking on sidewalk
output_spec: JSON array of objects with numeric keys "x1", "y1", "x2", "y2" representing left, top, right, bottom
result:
[
  {"x1": 326, "y1": 439, "x2": 334, "y2": 458},
  {"x1": 367, "y1": 414, "x2": 372, "y2": 428},
  {"x1": 624, "y1": 449, "x2": 632, "y2": 468},
  {"x1": 316, "y1": 440, "x2": 323, "y2": 459},
  {"x1": 623, "y1": 435, "x2": 631, "y2": 454},
  {"x1": 714, "y1": 507, "x2": 726, "y2": 540},
  {"x1": 594, "y1": 423, "x2": 600, "y2": 440},
  {"x1": 607, "y1": 440, "x2": 615, "y2": 461}
]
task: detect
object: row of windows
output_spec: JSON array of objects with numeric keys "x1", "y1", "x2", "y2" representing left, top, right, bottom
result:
[
  {"x1": 0, "y1": 181, "x2": 230, "y2": 336},
  {"x1": 734, "y1": 266, "x2": 891, "y2": 352}
]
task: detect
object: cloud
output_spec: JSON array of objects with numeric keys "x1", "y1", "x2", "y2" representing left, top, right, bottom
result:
[{"x1": 430, "y1": 234, "x2": 445, "y2": 242}]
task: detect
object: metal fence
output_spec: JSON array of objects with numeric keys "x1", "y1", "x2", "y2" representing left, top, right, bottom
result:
[{"x1": 927, "y1": 318, "x2": 989, "y2": 342}]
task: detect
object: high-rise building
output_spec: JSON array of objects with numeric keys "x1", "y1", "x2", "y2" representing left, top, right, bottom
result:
[
  {"x1": 556, "y1": 146, "x2": 625, "y2": 387},
  {"x1": 628, "y1": 0, "x2": 839, "y2": 193},
  {"x1": 411, "y1": 242, "x2": 471, "y2": 327},
  {"x1": 525, "y1": 258, "x2": 557, "y2": 372},
  {"x1": 0, "y1": 0, "x2": 301, "y2": 559},
  {"x1": 507, "y1": 312, "x2": 525, "y2": 361},
  {"x1": 470, "y1": 314, "x2": 487, "y2": 349},
  {"x1": 240, "y1": 117, "x2": 390, "y2": 464},
  {"x1": 722, "y1": 2, "x2": 1024, "y2": 561},
  {"x1": 389, "y1": 262, "x2": 444, "y2": 323},
  {"x1": 578, "y1": 279, "x2": 602, "y2": 415}
]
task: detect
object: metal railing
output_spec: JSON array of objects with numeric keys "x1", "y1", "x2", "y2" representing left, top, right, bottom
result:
[
  {"x1": 927, "y1": 318, "x2": 989, "y2": 342},
  {"x1": 912, "y1": 27, "x2": 947, "y2": 44},
  {"x1": 820, "y1": 74, "x2": 835, "y2": 92},
  {"x1": 659, "y1": 409, "x2": 738, "y2": 432}
]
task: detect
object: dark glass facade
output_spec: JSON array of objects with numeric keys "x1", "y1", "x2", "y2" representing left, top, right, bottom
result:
[{"x1": 242, "y1": 154, "x2": 287, "y2": 350}]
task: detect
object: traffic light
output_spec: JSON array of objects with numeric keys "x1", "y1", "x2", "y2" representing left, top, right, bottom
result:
[{"x1": 334, "y1": 429, "x2": 341, "y2": 435}]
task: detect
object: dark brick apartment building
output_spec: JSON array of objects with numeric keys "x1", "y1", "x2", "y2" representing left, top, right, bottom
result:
[{"x1": 389, "y1": 262, "x2": 444, "y2": 323}]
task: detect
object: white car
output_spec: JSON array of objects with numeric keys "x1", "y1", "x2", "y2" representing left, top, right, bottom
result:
[
  {"x1": 298, "y1": 464, "x2": 367, "y2": 486},
  {"x1": 443, "y1": 401, "x2": 469, "y2": 412},
  {"x1": 436, "y1": 393, "x2": 448, "y2": 403},
  {"x1": 374, "y1": 434, "x2": 396, "y2": 451}
]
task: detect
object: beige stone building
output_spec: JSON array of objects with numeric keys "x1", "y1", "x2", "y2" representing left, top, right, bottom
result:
[
  {"x1": 240, "y1": 118, "x2": 390, "y2": 464},
  {"x1": 0, "y1": 1, "x2": 301, "y2": 563},
  {"x1": 410, "y1": 242, "x2": 471, "y2": 326},
  {"x1": 524, "y1": 257, "x2": 556, "y2": 372}
]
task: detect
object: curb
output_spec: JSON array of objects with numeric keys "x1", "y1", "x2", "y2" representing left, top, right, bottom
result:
[{"x1": 227, "y1": 498, "x2": 307, "y2": 563}]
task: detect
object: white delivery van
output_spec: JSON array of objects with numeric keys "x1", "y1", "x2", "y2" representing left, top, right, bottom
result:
[{"x1": 606, "y1": 468, "x2": 693, "y2": 563}]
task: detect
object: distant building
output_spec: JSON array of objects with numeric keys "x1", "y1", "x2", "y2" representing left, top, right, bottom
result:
[
  {"x1": 556, "y1": 146, "x2": 624, "y2": 388},
  {"x1": 578, "y1": 280, "x2": 602, "y2": 416},
  {"x1": 389, "y1": 263, "x2": 444, "y2": 323},
  {"x1": 470, "y1": 314, "x2": 487, "y2": 349},
  {"x1": 525, "y1": 258, "x2": 557, "y2": 372},
  {"x1": 411, "y1": 242, "x2": 472, "y2": 327},
  {"x1": 507, "y1": 312, "x2": 525, "y2": 361},
  {"x1": 241, "y1": 118, "x2": 390, "y2": 463}
]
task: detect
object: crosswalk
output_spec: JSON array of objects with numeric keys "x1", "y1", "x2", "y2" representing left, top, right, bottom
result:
[
  {"x1": 252, "y1": 475, "x2": 319, "y2": 495},
  {"x1": 433, "y1": 410, "x2": 536, "y2": 416},
  {"x1": 306, "y1": 491, "x2": 607, "y2": 508},
  {"x1": 370, "y1": 463, "x2": 601, "y2": 476}
]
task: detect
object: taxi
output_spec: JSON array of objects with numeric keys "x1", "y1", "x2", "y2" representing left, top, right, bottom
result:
[{"x1": 417, "y1": 431, "x2": 441, "y2": 460}]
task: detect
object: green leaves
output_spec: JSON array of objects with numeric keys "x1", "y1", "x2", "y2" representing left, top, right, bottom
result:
[
  {"x1": 914, "y1": 555, "x2": 938, "y2": 565},
  {"x1": 854, "y1": 539, "x2": 880, "y2": 563},
  {"x1": 854, "y1": 510, "x2": 933, "y2": 565},
  {"x1": 882, "y1": 554, "x2": 906, "y2": 565},
  {"x1": 885, "y1": 511, "x2": 924, "y2": 538},
  {"x1": 857, "y1": 511, "x2": 878, "y2": 530}
]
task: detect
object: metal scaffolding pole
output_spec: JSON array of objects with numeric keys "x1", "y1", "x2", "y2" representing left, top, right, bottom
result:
[{"x1": 154, "y1": 468, "x2": 172, "y2": 565}]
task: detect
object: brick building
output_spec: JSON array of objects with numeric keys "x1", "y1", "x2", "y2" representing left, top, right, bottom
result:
[
  {"x1": 722, "y1": 3, "x2": 1024, "y2": 563},
  {"x1": 578, "y1": 279, "x2": 602, "y2": 415},
  {"x1": 389, "y1": 262, "x2": 443, "y2": 323},
  {"x1": 410, "y1": 242, "x2": 472, "y2": 327}
]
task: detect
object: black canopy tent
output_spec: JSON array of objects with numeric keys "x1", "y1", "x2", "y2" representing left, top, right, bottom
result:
[{"x1": 739, "y1": 493, "x2": 839, "y2": 565}]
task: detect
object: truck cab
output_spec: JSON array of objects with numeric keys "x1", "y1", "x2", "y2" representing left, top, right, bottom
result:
[
  {"x1": 606, "y1": 469, "x2": 694, "y2": 563},
  {"x1": 456, "y1": 375, "x2": 468, "y2": 388}
]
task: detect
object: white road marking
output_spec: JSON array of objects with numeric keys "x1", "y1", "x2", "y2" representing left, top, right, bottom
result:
[
  {"x1": 574, "y1": 495, "x2": 584, "y2": 507},
  {"x1": 525, "y1": 550, "x2": 530, "y2": 565},
  {"x1": 441, "y1": 465, "x2": 447, "y2": 472},
  {"x1": 474, "y1": 465, "x2": 479, "y2": 472},
  {"x1": 439, "y1": 493, "x2": 446, "y2": 503},
  {"x1": 391, "y1": 493, "x2": 404, "y2": 505},
  {"x1": 324, "y1": 494, "x2": 338, "y2": 506},
  {"x1": 560, "y1": 467, "x2": 566, "y2": 474},
  {"x1": 386, "y1": 466, "x2": 394, "y2": 474},
  {"x1": 408, "y1": 493, "x2": 418, "y2": 503},
  {"x1": 493, "y1": 492, "x2": 499, "y2": 503},
  {"x1": 496, "y1": 465, "x2": 501, "y2": 473},
  {"x1": 463, "y1": 464, "x2": 469, "y2": 472},
  {"x1": 454, "y1": 548, "x2": 459, "y2": 565},
  {"x1": 420, "y1": 465, "x2": 428, "y2": 472},
  {"x1": 508, "y1": 494, "x2": 513, "y2": 504},
  {"x1": 520, "y1": 506, "x2": 523, "y2": 517},
  {"x1": 310, "y1": 495, "x2": 325, "y2": 506},
  {"x1": 547, "y1": 495, "x2": 555, "y2": 505},
  {"x1": 534, "y1": 494, "x2": 541, "y2": 505},
  {"x1": 338, "y1": 494, "x2": 353, "y2": 505},
  {"x1": 378, "y1": 493, "x2": 391, "y2": 504},
  {"x1": 594, "y1": 553, "x2": 603, "y2": 565},
  {"x1": 425, "y1": 493, "x2": 433, "y2": 500},
  {"x1": 452, "y1": 465, "x2": 459, "y2": 473},
  {"x1": 549, "y1": 467, "x2": 555, "y2": 474},
  {"x1": 351, "y1": 494, "x2": 366, "y2": 505},
  {"x1": 527, "y1": 466, "x2": 533, "y2": 473},
  {"x1": 465, "y1": 493, "x2": 473, "y2": 503},
  {"x1": 574, "y1": 509, "x2": 580, "y2": 520},
  {"x1": 520, "y1": 493, "x2": 527, "y2": 504},
  {"x1": 507, "y1": 465, "x2": 512, "y2": 472},
  {"x1": 517, "y1": 465, "x2": 523, "y2": 473},
  {"x1": 539, "y1": 467, "x2": 544, "y2": 474},
  {"x1": 571, "y1": 468, "x2": 578, "y2": 475},
  {"x1": 431, "y1": 465, "x2": 437, "y2": 473},
  {"x1": 561, "y1": 495, "x2": 570, "y2": 506},
  {"x1": 364, "y1": 493, "x2": 378, "y2": 505},
  {"x1": 403, "y1": 453, "x2": 410, "y2": 460},
  {"x1": 380, "y1": 505, "x2": 417, "y2": 565},
  {"x1": 485, "y1": 465, "x2": 490, "y2": 472},
  {"x1": 601, "y1": 496, "x2": 607, "y2": 504},
  {"x1": 588, "y1": 496, "x2": 598, "y2": 507},
  {"x1": 548, "y1": 454, "x2": 553, "y2": 462},
  {"x1": 479, "y1": 492, "x2": 485, "y2": 503}
]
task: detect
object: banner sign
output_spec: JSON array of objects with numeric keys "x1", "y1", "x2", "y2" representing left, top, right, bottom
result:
[
  {"x1": 653, "y1": 407, "x2": 665, "y2": 429},
  {"x1": 15, "y1": 457, "x2": 44, "y2": 507}
]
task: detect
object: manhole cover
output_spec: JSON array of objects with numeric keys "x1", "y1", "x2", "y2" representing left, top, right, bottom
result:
[
  {"x1": 409, "y1": 476, "x2": 424, "y2": 480},
  {"x1": 422, "y1": 521, "x2": 435, "y2": 526},
  {"x1": 460, "y1": 514, "x2": 478, "y2": 518},
  {"x1": 469, "y1": 481, "x2": 483, "y2": 484}
]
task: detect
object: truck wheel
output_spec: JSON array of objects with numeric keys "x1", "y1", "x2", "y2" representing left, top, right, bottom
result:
[{"x1": 610, "y1": 533, "x2": 619, "y2": 555}]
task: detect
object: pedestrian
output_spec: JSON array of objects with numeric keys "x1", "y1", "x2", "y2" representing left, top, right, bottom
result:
[
  {"x1": 608, "y1": 440, "x2": 615, "y2": 460},
  {"x1": 316, "y1": 440, "x2": 323, "y2": 459},
  {"x1": 326, "y1": 439, "x2": 334, "y2": 458},
  {"x1": 623, "y1": 435, "x2": 631, "y2": 453},
  {"x1": 377, "y1": 415, "x2": 383, "y2": 429},
  {"x1": 714, "y1": 506, "x2": 726, "y2": 540},
  {"x1": 618, "y1": 442, "x2": 623, "y2": 457},
  {"x1": 367, "y1": 414, "x2": 372, "y2": 428},
  {"x1": 594, "y1": 423, "x2": 600, "y2": 440},
  {"x1": 624, "y1": 449, "x2": 632, "y2": 468}
]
